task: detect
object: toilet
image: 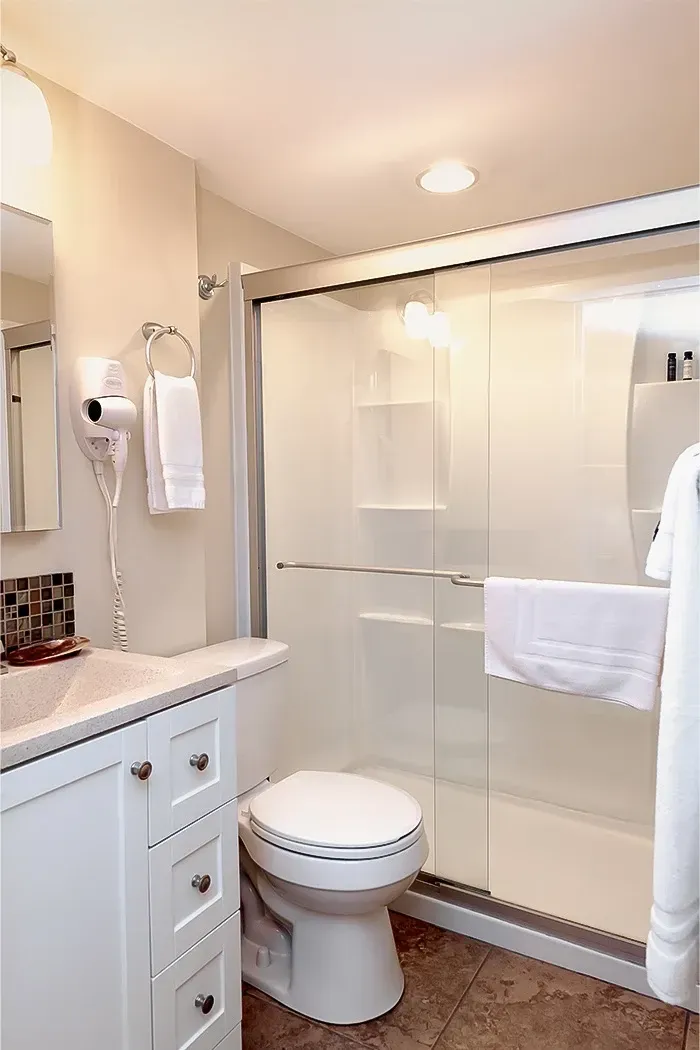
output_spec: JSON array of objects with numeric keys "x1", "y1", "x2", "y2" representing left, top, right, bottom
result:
[{"x1": 182, "y1": 637, "x2": 428, "y2": 1025}]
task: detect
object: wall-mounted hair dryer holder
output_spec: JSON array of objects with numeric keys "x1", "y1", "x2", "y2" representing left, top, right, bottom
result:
[
  {"x1": 70, "y1": 358, "x2": 137, "y2": 461},
  {"x1": 70, "y1": 358, "x2": 137, "y2": 652}
]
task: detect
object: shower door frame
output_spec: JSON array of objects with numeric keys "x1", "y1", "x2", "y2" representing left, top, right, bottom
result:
[
  {"x1": 238, "y1": 186, "x2": 699, "y2": 1002},
  {"x1": 241, "y1": 185, "x2": 699, "y2": 636}
]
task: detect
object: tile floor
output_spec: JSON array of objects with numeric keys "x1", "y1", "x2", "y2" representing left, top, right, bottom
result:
[{"x1": 242, "y1": 913, "x2": 698, "y2": 1050}]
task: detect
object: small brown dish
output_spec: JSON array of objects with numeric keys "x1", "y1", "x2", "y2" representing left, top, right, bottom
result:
[{"x1": 6, "y1": 637, "x2": 91, "y2": 667}]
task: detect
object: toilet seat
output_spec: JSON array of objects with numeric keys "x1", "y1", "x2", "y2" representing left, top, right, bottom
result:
[
  {"x1": 250, "y1": 818, "x2": 425, "y2": 860},
  {"x1": 239, "y1": 805, "x2": 428, "y2": 893},
  {"x1": 248, "y1": 770, "x2": 423, "y2": 860}
]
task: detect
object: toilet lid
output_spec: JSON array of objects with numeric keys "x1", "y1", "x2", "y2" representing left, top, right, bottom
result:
[{"x1": 248, "y1": 771, "x2": 423, "y2": 851}]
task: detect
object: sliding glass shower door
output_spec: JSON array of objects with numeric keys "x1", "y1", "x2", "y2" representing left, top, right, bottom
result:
[
  {"x1": 252, "y1": 199, "x2": 700, "y2": 944},
  {"x1": 259, "y1": 272, "x2": 490, "y2": 882},
  {"x1": 484, "y1": 229, "x2": 699, "y2": 941}
]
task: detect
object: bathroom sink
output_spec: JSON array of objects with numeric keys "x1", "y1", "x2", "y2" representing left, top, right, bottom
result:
[
  {"x1": 0, "y1": 648, "x2": 174, "y2": 732},
  {"x1": 0, "y1": 646, "x2": 238, "y2": 770}
]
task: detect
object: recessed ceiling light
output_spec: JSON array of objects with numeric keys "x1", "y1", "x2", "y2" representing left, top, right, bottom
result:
[{"x1": 417, "y1": 162, "x2": 478, "y2": 194}]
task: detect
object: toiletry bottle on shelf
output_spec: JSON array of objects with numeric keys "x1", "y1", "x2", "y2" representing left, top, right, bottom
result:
[
  {"x1": 667, "y1": 352, "x2": 677, "y2": 381},
  {"x1": 682, "y1": 351, "x2": 694, "y2": 380}
]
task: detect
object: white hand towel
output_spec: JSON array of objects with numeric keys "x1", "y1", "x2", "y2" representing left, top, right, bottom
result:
[
  {"x1": 143, "y1": 371, "x2": 205, "y2": 513},
  {"x1": 646, "y1": 445, "x2": 700, "y2": 1007},
  {"x1": 484, "y1": 577, "x2": 668, "y2": 710}
]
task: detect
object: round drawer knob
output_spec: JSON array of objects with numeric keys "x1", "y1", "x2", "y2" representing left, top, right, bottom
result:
[
  {"x1": 130, "y1": 761, "x2": 152, "y2": 781},
  {"x1": 191, "y1": 873, "x2": 212, "y2": 894},
  {"x1": 189, "y1": 753, "x2": 209, "y2": 772},
  {"x1": 194, "y1": 993, "x2": 215, "y2": 1015}
]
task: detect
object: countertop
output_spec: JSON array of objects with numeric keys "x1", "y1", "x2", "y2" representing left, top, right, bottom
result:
[{"x1": 0, "y1": 647, "x2": 238, "y2": 770}]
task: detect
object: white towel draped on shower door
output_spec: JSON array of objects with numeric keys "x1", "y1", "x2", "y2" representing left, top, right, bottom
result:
[
  {"x1": 483, "y1": 577, "x2": 668, "y2": 711},
  {"x1": 646, "y1": 443, "x2": 700, "y2": 1007}
]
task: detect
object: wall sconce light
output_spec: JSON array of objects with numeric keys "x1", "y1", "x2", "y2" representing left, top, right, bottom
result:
[
  {"x1": 1, "y1": 44, "x2": 53, "y2": 169},
  {"x1": 399, "y1": 293, "x2": 452, "y2": 348}
]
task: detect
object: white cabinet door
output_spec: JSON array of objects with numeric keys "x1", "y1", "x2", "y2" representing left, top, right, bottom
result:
[
  {"x1": 147, "y1": 688, "x2": 237, "y2": 845},
  {"x1": 149, "y1": 801, "x2": 240, "y2": 975},
  {"x1": 152, "y1": 912, "x2": 242, "y2": 1050},
  {"x1": 213, "y1": 1027, "x2": 242, "y2": 1050},
  {"x1": 1, "y1": 724, "x2": 152, "y2": 1050}
]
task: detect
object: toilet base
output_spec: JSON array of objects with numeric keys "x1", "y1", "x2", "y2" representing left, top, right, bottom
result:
[{"x1": 241, "y1": 870, "x2": 407, "y2": 1024}]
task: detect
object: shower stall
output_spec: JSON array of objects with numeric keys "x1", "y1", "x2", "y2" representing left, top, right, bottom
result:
[{"x1": 238, "y1": 188, "x2": 699, "y2": 959}]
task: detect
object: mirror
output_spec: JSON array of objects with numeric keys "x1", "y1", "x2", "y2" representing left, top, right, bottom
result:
[{"x1": 0, "y1": 203, "x2": 60, "y2": 532}]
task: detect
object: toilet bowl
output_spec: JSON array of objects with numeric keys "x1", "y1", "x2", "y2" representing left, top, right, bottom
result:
[
  {"x1": 179, "y1": 639, "x2": 428, "y2": 1025},
  {"x1": 238, "y1": 771, "x2": 428, "y2": 1024}
]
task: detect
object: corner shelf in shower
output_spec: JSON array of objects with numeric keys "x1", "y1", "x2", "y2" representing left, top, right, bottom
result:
[
  {"x1": 440, "y1": 622, "x2": 485, "y2": 633},
  {"x1": 357, "y1": 503, "x2": 447, "y2": 512},
  {"x1": 628, "y1": 377, "x2": 699, "y2": 516},
  {"x1": 358, "y1": 612, "x2": 433, "y2": 626},
  {"x1": 357, "y1": 616, "x2": 487, "y2": 631},
  {"x1": 633, "y1": 378, "x2": 699, "y2": 389},
  {"x1": 355, "y1": 399, "x2": 436, "y2": 409},
  {"x1": 354, "y1": 399, "x2": 450, "y2": 509}
]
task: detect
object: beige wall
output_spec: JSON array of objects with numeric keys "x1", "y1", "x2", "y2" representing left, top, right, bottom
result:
[
  {"x1": 196, "y1": 185, "x2": 328, "y2": 642},
  {"x1": 1, "y1": 75, "x2": 206, "y2": 655},
  {"x1": 1, "y1": 272, "x2": 51, "y2": 326},
  {"x1": 0, "y1": 80, "x2": 330, "y2": 653}
]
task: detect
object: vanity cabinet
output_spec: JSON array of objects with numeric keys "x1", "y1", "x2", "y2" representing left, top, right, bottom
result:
[
  {"x1": 1, "y1": 687, "x2": 242, "y2": 1050},
  {"x1": 1, "y1": 722, "x2": 152, "y2": 1050}
]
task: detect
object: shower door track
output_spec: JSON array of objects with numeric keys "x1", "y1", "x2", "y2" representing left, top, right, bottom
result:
[{"x1": 275, "y1": 560, "x2": 484, "y2": 587}]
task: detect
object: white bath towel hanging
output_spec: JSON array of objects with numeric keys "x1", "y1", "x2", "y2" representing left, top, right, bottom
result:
[
  {"x1": 143, "y1": 371, "x2": 205, "y2": 513},
  {"x1": 646, "y1": 443, "x2": 700, "y2": 1007},
  {"x1": 484, "y1": 577, "x2": 668, "y2": 711}
]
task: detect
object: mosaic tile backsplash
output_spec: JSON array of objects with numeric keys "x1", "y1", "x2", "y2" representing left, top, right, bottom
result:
[{"x1": 1, "y1": 573, "x2": 76, "y2": 655}]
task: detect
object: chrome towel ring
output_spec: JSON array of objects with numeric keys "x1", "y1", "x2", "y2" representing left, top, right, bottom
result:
[{"x1": 141, "y1": 322, "x2": 196, "y2": 380}]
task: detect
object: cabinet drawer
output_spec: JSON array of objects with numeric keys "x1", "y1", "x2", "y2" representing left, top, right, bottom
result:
[
  {"x1": 149, "y1": 802, "x2": 240, "y2": 975},
  {"x1": 152, "y1": 912, "x2": 241, "y2": 1050},
  {"x1": 148, "y1": 688, "x2": 237, "y2": 845}
]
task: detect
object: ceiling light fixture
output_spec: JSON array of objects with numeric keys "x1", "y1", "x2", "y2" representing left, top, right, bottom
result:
[{"x1": 417, "y1": 161, "x2": 478, "y2": 194}]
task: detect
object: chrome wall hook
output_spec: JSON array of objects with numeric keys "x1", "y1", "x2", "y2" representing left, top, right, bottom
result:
[{"x1": 198, "y1": 273, "x2": 228, "y2": 300}]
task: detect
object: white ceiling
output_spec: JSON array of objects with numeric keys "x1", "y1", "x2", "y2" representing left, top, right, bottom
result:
[{"x1": 4, "y1": 0, "x2": 699, "y2": 254}]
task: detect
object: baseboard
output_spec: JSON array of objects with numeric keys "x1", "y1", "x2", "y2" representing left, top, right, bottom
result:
[{"x1": 393, "y1": 881, "x2": 699, "y2": 1013}]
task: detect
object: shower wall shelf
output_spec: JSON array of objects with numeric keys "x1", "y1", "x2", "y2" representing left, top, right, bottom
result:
[
  {"x1": 633, "y1": 378, "x2": 699, "y2": 389},
  {"x1": 358, "y1": 617, "x2": 486, "y2": 631},
  {"x1": 357, "y1": 504, "x2": 447, "y2": 512},
  {"x1": 358, "y1": 612, "x2": 433, "y2": 626},
  {"x1": 441, "y1": 622, "x2": 485, "y2": 633},
  {"x1": 355, "y1": 399, "x2": 449, "y2": 508},
  {"x1": 355, "y1": 399, "x2": 437, "y2": 408},
  {"x1": 629, "y1": 376, "x2": 699, "y2": 515}
]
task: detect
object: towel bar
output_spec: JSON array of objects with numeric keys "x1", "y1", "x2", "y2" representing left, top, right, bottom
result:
[{"x1": 276, "y1": 560, "x2": 484, "y2": 588}]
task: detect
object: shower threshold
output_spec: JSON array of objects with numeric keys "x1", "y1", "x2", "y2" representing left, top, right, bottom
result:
[
  {"x1": 392, "y1": 875, "x2": 700, "y2": 1009},
  {"x1": 412, "y1": 873, "x2": 644, "y2": 963}
]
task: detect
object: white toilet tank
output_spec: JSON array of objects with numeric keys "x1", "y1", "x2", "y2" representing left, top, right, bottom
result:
[{"x1": 180, "y1": 638, "x2": 289, "y2": 794}]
